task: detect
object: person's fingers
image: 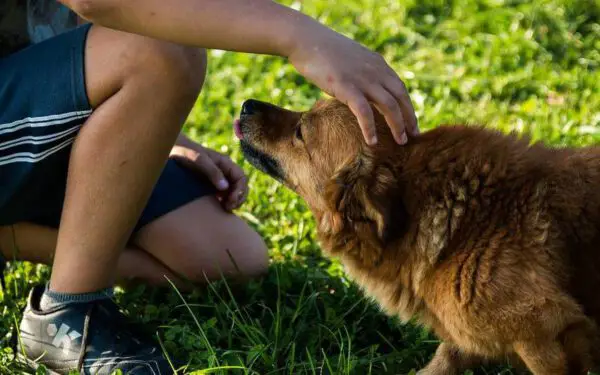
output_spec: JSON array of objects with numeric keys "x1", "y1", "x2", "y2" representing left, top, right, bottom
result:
[
  {"x1": 213, "y1": 155, "x2": 247, "y2": 210},
  {"x1": 335, "y1": 84, "x2": 378, "y2": 146},
  {"x1": 368, "y1": 86, "x2": 408, "y2": 145},
  {"x1": 179, "y1": 151, "x2": 229, "y2": 191},
  {"x1": 230, "y1": 179, "x2": 248, "y2": 209},
  {"x1": 231, "y1": 186, "x2": 247, "y2": 210},
  {"x1": 227, "y1": 176, "x2": 247, "y2": 210},
  {"x1": 384, "y1": 75, "x2": 419, "y2": 136},
  {"x1": 238, "y1": 186, "x2": 248, "y2": 206}
]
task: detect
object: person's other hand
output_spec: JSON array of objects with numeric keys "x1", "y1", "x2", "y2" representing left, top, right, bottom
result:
[
  {"x1": 170, "y1": 145, "x2": 248, "y2": 211},
  {"x1": 288, "y1": 27, "x2": 418, "y2": 146}
]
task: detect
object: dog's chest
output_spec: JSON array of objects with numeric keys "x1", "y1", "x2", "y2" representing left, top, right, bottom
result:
[
  {"x1": 346, "y1": 259, "x2": 511, "y2": 356},
  {"x1": 341, "y1": 257, "x2": 425, "y2": 322}
]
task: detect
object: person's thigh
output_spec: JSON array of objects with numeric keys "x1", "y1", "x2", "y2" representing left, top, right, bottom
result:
[{"x1": 0, "y1": 24, "x2": 94, "y2": 227}]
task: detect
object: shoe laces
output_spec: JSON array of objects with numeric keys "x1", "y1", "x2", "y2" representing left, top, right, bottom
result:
[{"x1": 77, "y1": 299, "x2": 161, "y2": 371}]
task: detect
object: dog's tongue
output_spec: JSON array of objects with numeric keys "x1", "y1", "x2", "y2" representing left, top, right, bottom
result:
[{"x1": 233, "y1": 119, "x2": 243, "y2": 139}]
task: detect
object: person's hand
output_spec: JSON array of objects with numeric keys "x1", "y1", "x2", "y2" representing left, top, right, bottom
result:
[
  {"x1": 170, "y1": 144, "x2": 248, "y2": 211},
  {"x1": 287, "y1": 26, "x2": 419, "y2": 146}
]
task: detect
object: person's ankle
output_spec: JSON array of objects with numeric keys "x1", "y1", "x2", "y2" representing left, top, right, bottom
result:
[{"x1": 40, "y1": 282, "x2": 114, "y2": 311}]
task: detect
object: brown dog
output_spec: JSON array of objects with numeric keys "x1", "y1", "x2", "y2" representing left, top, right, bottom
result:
[{"x1": 234, "y1": 97, "x2": 600, "y2": 374}]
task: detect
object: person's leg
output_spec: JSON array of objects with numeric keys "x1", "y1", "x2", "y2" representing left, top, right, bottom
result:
[
  {"x1": 49, "y1": 25, "x2": 206, "y2": 294},
  {"x1": 0, "y1": 195, "x2": 268, "y2": 289},
  {"x1": 0, "y1": 222, "x2": 184, "y2": 286},
  {"x1": 0, "y1": 22, "x2": 208, "y2": 372}
]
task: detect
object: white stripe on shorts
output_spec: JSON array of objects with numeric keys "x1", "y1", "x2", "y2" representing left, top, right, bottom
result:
[
  {"x1": 0, "y1": 137, "x2": 76, "y2": 166},
  {"x1": 0, "y1": 125, "x2": 82, "y2": 152},
  {"x1": 0, "y1": 110, "x2": 91, "y2": 166},
  {"x1": 0, "y1": 110, "x2": 92, "y2": 136}
]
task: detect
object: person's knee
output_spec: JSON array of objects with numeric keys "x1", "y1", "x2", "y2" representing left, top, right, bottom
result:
[
  {"x1": 133, "y1": 41, "x2": 207, "y2": 101},
  {"x1": 86, "y1": 26, "x2": 207, "y2": 106},
  {"x1": 171, "y1": 46, "x2": 207, "y2": 98},
  {"x1": 176, "y1": 222, "x2": 269, "y2": 283},
  {"x1": 226, "y1": 229, "x2": 269, "y2": 278},
  {"x1": 134, "y1": 197, "x2": 269, "y2": 284}
]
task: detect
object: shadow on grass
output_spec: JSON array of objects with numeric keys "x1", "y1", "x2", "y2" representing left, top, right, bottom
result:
[
  {"x1": 0, "y1": 258, "x2": 521, "y2": 374},
  {"x1": 115, "y1": 261, "x2": 519, "y2": 375}
]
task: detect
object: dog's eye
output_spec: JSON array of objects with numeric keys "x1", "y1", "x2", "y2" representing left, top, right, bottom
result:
[{"x1": 295, "y1": 125, "x2": 304, "y2": 142}]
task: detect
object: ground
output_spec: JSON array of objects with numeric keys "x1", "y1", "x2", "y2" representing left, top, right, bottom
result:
[{"x1": 0, "y1": 0, "x2": 598, "y2": 374}]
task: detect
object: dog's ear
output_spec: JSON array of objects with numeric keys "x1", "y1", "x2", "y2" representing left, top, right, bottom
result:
[{"x1": 321, "y1": 151, "x2": 406, "y2": 255}]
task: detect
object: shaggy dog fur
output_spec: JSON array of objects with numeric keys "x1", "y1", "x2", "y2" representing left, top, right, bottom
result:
[{"x1": 236, "y1": 97, "x2": 600, "y2": 374}]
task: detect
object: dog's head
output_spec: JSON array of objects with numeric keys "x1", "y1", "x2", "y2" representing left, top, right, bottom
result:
[{"x1": 236, "y1": 98, "x2": 409, "y2": 260}]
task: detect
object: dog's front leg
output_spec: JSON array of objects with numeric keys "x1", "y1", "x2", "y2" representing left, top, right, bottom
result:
[
  {"x1": 417, "y1": 342, "x2": 486, "y2": 375},
  {"x1": 513, "y1": 340, "x2": 569, "y2": 375}
]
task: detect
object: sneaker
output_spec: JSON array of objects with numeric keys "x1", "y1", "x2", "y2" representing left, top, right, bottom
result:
[{"x1": 17, "y1": 284, "x2": 182, "y2": 374}]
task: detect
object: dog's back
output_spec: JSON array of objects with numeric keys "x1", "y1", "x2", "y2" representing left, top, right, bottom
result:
[
  {"x1": 412, "y1": 125, "x2": 600, "y2": 324},
  {"x1": 391, "y1": 125, "x2": 600, "y2": 370}
]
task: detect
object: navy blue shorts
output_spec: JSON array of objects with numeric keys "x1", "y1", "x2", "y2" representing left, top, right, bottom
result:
[{"x1": 0, "y1": 24, "x2": 216, "y2": 230}]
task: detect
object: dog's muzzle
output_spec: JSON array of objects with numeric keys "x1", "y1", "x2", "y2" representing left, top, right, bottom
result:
[{"x1": 240, "y1": 140, "x2": 286, "y2": 183}]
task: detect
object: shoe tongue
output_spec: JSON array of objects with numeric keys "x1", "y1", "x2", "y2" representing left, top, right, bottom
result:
[
  {"x1": 93, "y1": 299, "x2": 156, "y2": 343},
  {"x1": 95, "y1": 299, "x2": 132, "y2": 329}
]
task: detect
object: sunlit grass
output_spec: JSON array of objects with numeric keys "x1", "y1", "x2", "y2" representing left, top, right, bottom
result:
[{"x1": 1, "y1": 0, "x2": 598, "y2": 373}]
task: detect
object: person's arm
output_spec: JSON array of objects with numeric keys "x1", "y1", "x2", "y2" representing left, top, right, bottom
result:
[
  {"x1": 60, "y1": 0, "x2": 418, "y2": 145},
  {"x1": 64, "y1": 0, "x2": 313, "y2": 57}
]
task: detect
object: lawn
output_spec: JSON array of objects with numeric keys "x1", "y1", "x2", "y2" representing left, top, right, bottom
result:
[{"x1": 1, "y1": 0, "x2": 599, "y2": 374}]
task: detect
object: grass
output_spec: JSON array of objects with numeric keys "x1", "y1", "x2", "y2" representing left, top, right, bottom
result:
[{"x1": 1, "y1": 0, "x2": 599, "y2": 373}]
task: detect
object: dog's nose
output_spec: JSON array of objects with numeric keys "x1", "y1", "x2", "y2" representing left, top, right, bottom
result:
[{"x1": 241, "y1": 99, "x2": 261, "y2": 116}]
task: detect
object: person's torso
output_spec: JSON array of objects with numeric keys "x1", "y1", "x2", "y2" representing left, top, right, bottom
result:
[{"x1": 0, "y1": 0, "x2": 78, "y2": 58}]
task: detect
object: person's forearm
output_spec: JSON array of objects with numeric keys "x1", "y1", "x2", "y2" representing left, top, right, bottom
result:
[{"x1": 60, "y1": 0, "x2": 329, "y2": 57}]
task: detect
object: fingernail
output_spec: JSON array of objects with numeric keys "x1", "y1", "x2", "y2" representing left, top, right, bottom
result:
[
  {"x1": 217, "y1": 179, "x2": 229, "y2": 190},
  {"x1": 400, "y1": 132, "x2": 408, "y2": 145},
  {"x1": 369, "y1": 135, "x2": 378, "y2": 145},
  {"x1": 412, "y1": 127, "x2": 420, "y2": 136}
]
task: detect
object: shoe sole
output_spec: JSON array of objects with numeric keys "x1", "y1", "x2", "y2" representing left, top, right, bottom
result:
[{"x1": 17, "y1": 353, "x2": 62, "y2": 375}]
